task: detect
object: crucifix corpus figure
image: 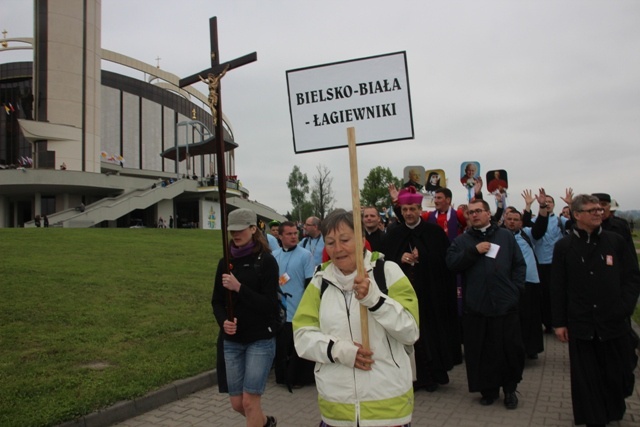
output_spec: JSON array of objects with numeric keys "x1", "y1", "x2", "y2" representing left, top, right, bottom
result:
[{"x1": 200, "y1": 53, "x2": 230, "y2": 125}]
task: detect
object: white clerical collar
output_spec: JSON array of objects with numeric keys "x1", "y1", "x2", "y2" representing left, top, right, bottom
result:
[{"x1": 405, "y1": 217, "x2": 422, "y2": 229}]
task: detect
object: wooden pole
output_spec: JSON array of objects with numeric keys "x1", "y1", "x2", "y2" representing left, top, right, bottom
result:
[
  {"x1": 347, "y1": 127, "x2": 369, "y2": 351},
  {"x1": 208, "y1": 17, "x2": 232, "y2": 321}
]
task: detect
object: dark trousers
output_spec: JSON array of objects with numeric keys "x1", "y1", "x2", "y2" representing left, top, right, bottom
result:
[
  {"x1": 537, "y1": 264, "x2": 552, "y2": 330},
  {"x1": 462, "y1": 311, "x2": 525, "y2": 396},
  {"x1": 275, "y1": 322, "x2": 315, "y2": 388},
  {"x1": 519, "y1": 282, "x2": 544, "y2": 356},
  {"x1": 569, "y1": 333, "x2": 635, "y2": 425}
]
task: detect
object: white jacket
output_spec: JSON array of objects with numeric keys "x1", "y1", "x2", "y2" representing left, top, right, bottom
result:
[{"x1": 293, "y1": 251, "x2": 419, "y2": 427}]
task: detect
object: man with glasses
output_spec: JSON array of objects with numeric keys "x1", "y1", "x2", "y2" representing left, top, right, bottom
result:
[
  {"x1": 446, "y1": 199, "x2": 526, "y2": 410},
  {"x1": 551, "y1": 194, "x2": 640, "y2": 427},
  {"x1": 300, "y1": 216, "x2": 324, "y2": 266}
]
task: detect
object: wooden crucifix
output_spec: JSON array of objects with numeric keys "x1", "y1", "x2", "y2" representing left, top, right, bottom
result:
[{"x1": 179, "y1": 17, "x2": 257, "y2": 320}]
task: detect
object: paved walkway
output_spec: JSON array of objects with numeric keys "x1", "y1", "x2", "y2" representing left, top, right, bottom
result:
[{"x1": 113, "y1": 333, "x2": 640, "y2": 427}]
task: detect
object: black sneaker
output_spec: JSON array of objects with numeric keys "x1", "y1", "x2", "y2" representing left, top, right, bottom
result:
[
  {"x1": 264, "y1": 415, "x2": 277, "y2": 427},
  {"x1": 479, "y1": 391, "x2": 499, "y2": 406},
  {"x1": 479, "y1": 396, "x2": 495, "y2": 406},
  {"x1": 504, "y1": 392, "x2": 518, "y2": 409},
  {"x1": 425, "y1": 383, "x2": 439, "y2": 392}
]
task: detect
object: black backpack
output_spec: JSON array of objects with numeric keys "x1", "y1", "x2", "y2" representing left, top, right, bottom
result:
[{"x1": 252, "y1": 254, "x2": 289, "y2": 332}]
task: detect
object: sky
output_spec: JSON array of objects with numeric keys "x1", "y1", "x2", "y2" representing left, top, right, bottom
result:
[{"x1": 3, "y1": 0, "x2": 640, "y2": 215}]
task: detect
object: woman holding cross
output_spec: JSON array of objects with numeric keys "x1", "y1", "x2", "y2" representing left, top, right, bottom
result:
[{"x1": 212, "y1": 208, "x2": 280, "y2": 427}]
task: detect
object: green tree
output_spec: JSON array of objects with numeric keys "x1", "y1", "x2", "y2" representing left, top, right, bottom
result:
[
  {"x1": 300, "y1": 201, "x2": 315, "y2": 223},
  {"x1": 287, "y1": 165, "x2": 310, "y2": 223},
  {"x1": 360, "y1": 166, "x2": 401, "y2": 208},
  {"x1": 310, "y1": 164, "x2": 335, "y2": 220}
]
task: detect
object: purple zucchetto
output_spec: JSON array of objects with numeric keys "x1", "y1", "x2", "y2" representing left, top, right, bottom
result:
[{"x1": 397, "y1": 186, "x2": 423, "y2": 206}]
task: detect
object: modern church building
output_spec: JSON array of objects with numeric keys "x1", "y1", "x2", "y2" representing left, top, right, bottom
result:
[{"x1": 0, "y1": 0, "x2": 284, "y2": 228}]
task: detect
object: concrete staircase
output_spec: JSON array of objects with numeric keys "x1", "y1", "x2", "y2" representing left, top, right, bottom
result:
[{"x1": 44, "y1": 179, "x2": 197, "y2": 228}]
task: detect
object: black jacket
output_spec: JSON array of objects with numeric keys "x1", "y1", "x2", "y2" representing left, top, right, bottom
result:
[
  {"x1": 446, "y1": 223, "x2": 526, "y2": 317},
  {"x1": 212, "y1": 250, "x2": 280, "y2": 343},
  {"x1": 602, "y1": 215, "x2": 636, "y2": 257},
  {"x1": 550, "y1": 227, "x2": 640, "y2": 341},
  {"x1": 365, "y1": 228, "x2": 385, "y2": 253}
]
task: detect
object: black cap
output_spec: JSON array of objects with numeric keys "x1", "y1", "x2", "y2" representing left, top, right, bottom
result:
[{"x1": 592, "y1": 193, "x2": 611, "y2": 203}]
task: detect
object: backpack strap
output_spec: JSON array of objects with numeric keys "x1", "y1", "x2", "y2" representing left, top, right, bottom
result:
[
  {"x1": 320, "y1": 258, "x2": 388, "y2": 297},
  {"x1": 519, "y1": 230, "x2": 534, "y2": 249},
  {"x1": 253, "y1": 253, "x2": 289, "y2": 318},
  {"x1": 372, "y1": 258, "x2": 388, "y2": 295},
  {"x1": 557, "y1": 216, "x2": 566, "y2": 235}
]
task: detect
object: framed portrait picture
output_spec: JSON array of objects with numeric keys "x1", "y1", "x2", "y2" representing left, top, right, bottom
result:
[
  {"x1": 486, "y1": 169, "x2": 508, "y2": 193},
  {"x1": 403, "y1": 166, "x2": 425, "y2": 191}
]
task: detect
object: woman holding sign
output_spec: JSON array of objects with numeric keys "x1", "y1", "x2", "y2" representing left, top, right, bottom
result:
[{"x1": 293, "y1": 209, "x2": 419, "y2": 427}]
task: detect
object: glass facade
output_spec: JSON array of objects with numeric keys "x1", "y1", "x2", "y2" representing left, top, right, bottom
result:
[
  {"x1": 1, "y1": 63, "x2": 225, "y2": 174},
  {"x1": 0, "y1": 62, "x2": 34, "y2": 167}
]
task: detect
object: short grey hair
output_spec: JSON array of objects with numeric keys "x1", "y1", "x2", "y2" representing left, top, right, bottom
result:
[
  {"x1": 306, "y1": 216, "x2": 321, "y2": 227},
  {"x1": 321, "y1": 209, "x2": 365, "y2": 238},
  {"x1": 571, "y1": 194, "x2": 600, "y2": 213}
]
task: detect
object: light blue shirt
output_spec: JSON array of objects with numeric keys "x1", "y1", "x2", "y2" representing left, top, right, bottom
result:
[
  {"x1": 531, "y1": 214, "x2": 568, "y2": 264},
  {"x1": 300, "y1": 234, "x2": 325, "y2": 266},
  {"x1": 515, "y1": 229, "x2": 540, "y2": 284},
  {"x1": 266, "y1": 233, "x2": 280, "y2": 252},
  {"x1": 272, "y1": 245, "x2": 315, "y2": 321}
]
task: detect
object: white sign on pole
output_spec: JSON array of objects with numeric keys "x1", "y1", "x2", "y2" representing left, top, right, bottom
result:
[{"x1": 286, "y1": 51, "x2": 414, "y2": 154}]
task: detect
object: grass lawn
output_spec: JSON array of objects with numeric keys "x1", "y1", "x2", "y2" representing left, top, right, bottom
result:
[{"x1": 0, "y1": 229, "x2": 222, "y2": 427}]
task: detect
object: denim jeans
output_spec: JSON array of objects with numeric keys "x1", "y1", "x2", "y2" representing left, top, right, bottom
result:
[{"x1": 224, "y1": 338, "x2": 276, "y2": 396}]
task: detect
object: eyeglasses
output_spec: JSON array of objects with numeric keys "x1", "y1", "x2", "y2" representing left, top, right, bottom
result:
[
  {"x1": 468, "y1": 209, "x2": 486, "y2": 216},
  {"x1": 577, "y1": 208, "x2": 605, "y2": 215},
  {"x1": 304, "y1": 223, "x2": 315, "y2": 227}
]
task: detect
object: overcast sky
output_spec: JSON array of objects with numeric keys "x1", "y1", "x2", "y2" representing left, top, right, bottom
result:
[{"x1": 4, "y1": 0, "x2": 640, "y2": 214}]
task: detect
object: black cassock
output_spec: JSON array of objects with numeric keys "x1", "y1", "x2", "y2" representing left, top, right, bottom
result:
[{"x1": 383, "y1": 220, "x2": 461, "y2": 389}]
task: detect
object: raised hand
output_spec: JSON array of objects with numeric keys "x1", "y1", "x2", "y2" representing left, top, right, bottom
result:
[
  {"x1": 536, "y1": 188, "x2": 547, "y2": 206},
  {"x1": 388, "y1": 183, "x2": 399, "y2": 203},
  {"x1": 560, "y1": 187, "x2": 574, "y2": 205},
  {"x1": 473, "y1": 177, "x2": 484, "y2": 195},
  {"x1": 521, "y1": 189, "x2": 534, "y2": 208}
]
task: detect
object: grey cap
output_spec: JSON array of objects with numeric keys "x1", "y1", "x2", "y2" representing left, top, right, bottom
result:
[{"x1": 228, "y1": 208, "x2": 257, "y2": 231}]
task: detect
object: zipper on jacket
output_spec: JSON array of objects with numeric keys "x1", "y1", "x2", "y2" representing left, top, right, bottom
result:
[
  {"x1": 325, "y1": 276, "x2": 362, "y2": 424},
  {"x1": 386, "y1": 335, "x2": 400, "y2": 368}
]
